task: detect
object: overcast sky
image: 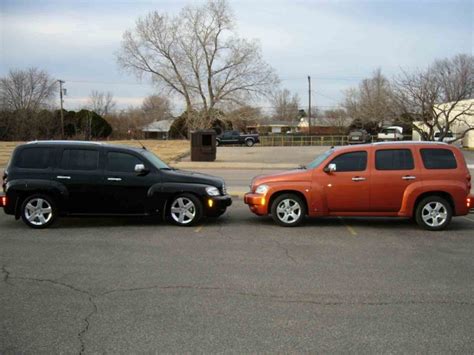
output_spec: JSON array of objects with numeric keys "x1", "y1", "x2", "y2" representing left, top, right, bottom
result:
[{"x1": 1, "y1": 0, "x2": 472, "y2": 114}]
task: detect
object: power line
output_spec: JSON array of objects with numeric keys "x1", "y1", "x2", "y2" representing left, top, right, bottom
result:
[
  {"x1": 64, "y1": 79, "x2": 150, "y2": 86},
  {"x1": 63, "y1": 76, "x2": 363, "y2": 86}
]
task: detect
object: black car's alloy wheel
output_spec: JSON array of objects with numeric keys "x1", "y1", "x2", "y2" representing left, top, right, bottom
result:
[
  {"x1": 245, "y1": 139, "x2": 255, "y2": 147},
  {"x1": 21, "y1": 194, "x2": 57, "y2": 229},
  {"x1": 169, "y1": 193, "x2": 203, "y2": 226}
]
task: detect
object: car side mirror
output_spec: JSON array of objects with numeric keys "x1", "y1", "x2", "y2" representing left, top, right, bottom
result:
[
  {"x1": 324, "y1": 163, "x2": 337, "y2": 173},
  {"x1": 134, "y1": 164, "x2": 148, "y2": 175}
]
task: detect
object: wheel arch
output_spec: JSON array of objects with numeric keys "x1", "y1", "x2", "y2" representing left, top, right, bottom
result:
[
  {"x1": 413, "y1": 191, "x2": 455, "y2": 217},
  {"x1": 10, "y1": 185, "x2": 66, "y2": 219},
  {"x1": 268, "y1": 190, "x2": 309, "y2": 215},
  {"x1": 161, "y1": 190, "x2": 204, "y2": 220}
]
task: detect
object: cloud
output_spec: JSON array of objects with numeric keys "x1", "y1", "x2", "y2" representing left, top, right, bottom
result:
[{"x1": 1, "y1": 0, "x2": 472, "y2": 111}]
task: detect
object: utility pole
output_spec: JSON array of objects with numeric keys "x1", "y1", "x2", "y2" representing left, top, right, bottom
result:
[
  {"x1": 307, "y1": 75, "x2": 312, "y2": 135},
  {"x1": 58, "y1": 80, "x2": 65, "y2": 139}
]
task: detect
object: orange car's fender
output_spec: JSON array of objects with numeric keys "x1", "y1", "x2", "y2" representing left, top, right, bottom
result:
[
  {"x1": 265, "y1": 182, "x2": 312, "y2": 214},
  {"x1": 307, "y1": 181, "x2": 327, "y2": 216},
  {"x1": 399, "y1": 180, "x2": 469, "y2": 217}
]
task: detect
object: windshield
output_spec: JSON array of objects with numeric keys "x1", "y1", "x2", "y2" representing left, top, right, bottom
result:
[
  {"x1": 305, "y1": 149, "x2": 334, "y2": 169},
  {"x1": 142, "y1": 151, "x2": 170, "y2": 169}
]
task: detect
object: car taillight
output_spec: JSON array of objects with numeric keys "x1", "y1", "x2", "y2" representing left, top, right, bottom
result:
[
  {"x1": 0, "y1": 196, "x2": 6, "y2": 207},
  {"x1": 467, "y1": 197, "x2": 471, "y2": 209}
]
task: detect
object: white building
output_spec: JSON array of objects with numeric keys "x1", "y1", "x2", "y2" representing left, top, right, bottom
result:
[
  {"x1": 412, "y1": 99, "x2": 474, "y2": 148},
  {"x1": 142, "y1": 119, "x2": 175, "y2": 139}
]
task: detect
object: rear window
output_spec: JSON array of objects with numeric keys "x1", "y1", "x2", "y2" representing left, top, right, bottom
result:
[
  {"x1": 375, "y1": 149, "x2": 414, "y2": 170},
  {"x1": 329, "y1": 151, "x2": 367, "y2": 172},
  {"x1": 420, "y1": 148, "x2": 457, "y2": 170},
  {"x1": 60, "y1": 149, "x2": 99, "y2": 171},
  {"x1": 15, "y1": 147, "x2": 55, "y2": 169}
]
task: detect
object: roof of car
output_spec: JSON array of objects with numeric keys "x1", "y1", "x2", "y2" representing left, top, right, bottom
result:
[
  {"x1": 25, "y1": 140, "x2": 147, "y2": 152},
  {"x1": 334, "y1": 140, "x2": 450, "y2": 151}
]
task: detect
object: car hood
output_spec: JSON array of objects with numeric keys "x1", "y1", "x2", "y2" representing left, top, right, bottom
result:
[
  {"x1": 251, "y1": 169, "x2": 312, "y2": 188},
  {"x1": 161, "y1": 169, "x2": 225, "y2": 188}
]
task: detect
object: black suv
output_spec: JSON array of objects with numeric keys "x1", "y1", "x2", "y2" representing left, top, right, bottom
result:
[{"x1": 1, "y1": 141, "x2": 232, "y2": 228}]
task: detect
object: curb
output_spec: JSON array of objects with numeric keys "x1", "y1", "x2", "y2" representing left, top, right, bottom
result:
[
  {"x1": 172, "y1": 162, "x2": 296, "y2": 170},
  {"x1": 228, "y1": 191, "x2": 247, "y2": 199},
  {"x1": 169, "y1": 150, "x2": 191, "y2": 164}
]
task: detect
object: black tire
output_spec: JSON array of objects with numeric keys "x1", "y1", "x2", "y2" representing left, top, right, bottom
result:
[
  {"x1": 245, "y1": 139, "x2": 255, "y2": 147},
  {"x1": 168, "y1": 193, "x2": 203, "y2": 226},
  {"x1": 415, "y1": 196, "x2": 452, "y2": 231},
  {"x1": 271, "y1": 193, "x2": 306, "y2": 227},
  {"x1": 20, "y1": 194, "x2": 57, "y2": 229}
]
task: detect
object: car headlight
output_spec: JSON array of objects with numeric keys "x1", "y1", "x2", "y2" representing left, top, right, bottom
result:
[
  {"x1": 206, "y1": 186, "x2": 220, "y2": 196},
  {"x1": 255, "y1": 184, "x2": 269, "y2": 194}
]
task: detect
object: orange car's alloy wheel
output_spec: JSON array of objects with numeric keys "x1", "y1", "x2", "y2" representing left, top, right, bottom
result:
[
  {"x1": 271, "y1": 193, "x2": 306, "y2": 227},
  {"x1": 415, "y1": 196, "x2": 452, "y2": 231}
]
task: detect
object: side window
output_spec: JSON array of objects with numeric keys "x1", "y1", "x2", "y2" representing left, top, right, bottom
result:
[
  {"x1": 106, "y1": 152, "x2": 143, "y2": 173},
  {"x1": 60, "y1": 149, "x2": 99, "y2": 171},
  {"x1": 420, "y1": 149, "x2": 457, "y2": 169},
  {"x1": 15, "y1": 148, "x2": 55, "y2": 169},
  {"x1": 330, "y1": 151, "x2": 367, "y2": 172},
  {"x1": 375, "y1": 149, "x2": 414, "y2": 170}
]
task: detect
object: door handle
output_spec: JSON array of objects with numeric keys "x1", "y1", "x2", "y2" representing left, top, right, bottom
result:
[
  {"x1": 56, "y1": 175, "x2": 71, "y2": 179},
  {"x1": 352, "y1": 177, "x2": 366, "y2": 182},
  {"x1": 107, "y1": 177, "x2": 122, "y2": 181},
  {"x1": 402, "y1": 175, "x2": 416, "y2": 180}
]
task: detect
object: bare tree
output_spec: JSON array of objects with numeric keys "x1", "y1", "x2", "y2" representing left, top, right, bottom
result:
[
  {"x1": 0, "y1": 68, "x2": 56, "y2": 111},
  {"x1": 393, "y1": 54, "x2": 473, "y2": 142},
  {"x1": 141, "y1": 94, "x2": 173, "y2": 121},
  {"x1": 321, "y1": 108, "x2": 350, "y2": 134},
  {"x1": 224, "y1": 104, "x2": 262, "y2": 132},
  {"x1": 117, "y1": 0, "x2": 279, "y2": 131},
  {"x1": 271, "y1": 88, "x2": 300, "y2": 123},
  {"x1": 343, "y1": 68, "x2": 396, "y2": 127},
  {"x1": 87, "y1": 90, "x2": 116, "y2": 117}
]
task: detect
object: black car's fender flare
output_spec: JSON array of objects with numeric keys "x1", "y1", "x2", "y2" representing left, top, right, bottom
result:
[
  {"x1": 148, "y1": 182, "x2": 211, "y2": 218},
  {"x1": 6, "y1": 179, "x2": 69, "y2": 218}
]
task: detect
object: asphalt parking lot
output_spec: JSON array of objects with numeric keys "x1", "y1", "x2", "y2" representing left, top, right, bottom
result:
[{"x1": 1, "y1": 200, "x2": 474, "y2": 353}]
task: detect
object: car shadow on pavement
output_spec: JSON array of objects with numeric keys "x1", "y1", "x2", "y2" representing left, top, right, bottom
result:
[{"x1": 51, "y1": 216, "x2": 166, "y2": 229}]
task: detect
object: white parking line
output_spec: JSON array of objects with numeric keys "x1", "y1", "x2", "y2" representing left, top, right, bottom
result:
[{"x1": 468, "y1": 164, "x2": 474, "y2": 169}]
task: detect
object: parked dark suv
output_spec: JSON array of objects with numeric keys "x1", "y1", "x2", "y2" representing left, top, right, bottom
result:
[{"x1": 1, "y1": 141, "x2": 232, "y2": 228}]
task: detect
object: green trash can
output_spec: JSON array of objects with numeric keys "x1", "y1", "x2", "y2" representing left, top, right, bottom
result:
[{"x1": 191, "y1": 130, "x2": 216, "y2": 161}]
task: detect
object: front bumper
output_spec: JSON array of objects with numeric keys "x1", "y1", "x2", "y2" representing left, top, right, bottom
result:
[
  {"x1": 244, "y1": 192, "x2": 267, "y2": 216},
  {"x1": 204, "y1": 194, "x2": 232, "y2": 216}
]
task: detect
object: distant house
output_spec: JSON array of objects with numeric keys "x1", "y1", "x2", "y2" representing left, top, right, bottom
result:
[
  {"x1": 298, "y1": 117, "x2": 351, "y2": 135},
  {"x1": 247, "y1": 121, "x2": 299, "y2": 135},
  {"x1": 142, "y1": 119, "x2": 175, "y2": 139}
]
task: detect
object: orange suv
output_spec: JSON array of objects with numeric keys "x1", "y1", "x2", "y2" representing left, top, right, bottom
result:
[{"x1": 244, "y1": 142, "x2": 473, "y2": 230}]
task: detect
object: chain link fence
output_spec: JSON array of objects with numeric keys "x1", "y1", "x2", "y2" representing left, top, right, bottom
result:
[{"x1": 258, "y1": 135, "x2": 413, "y2": 146}]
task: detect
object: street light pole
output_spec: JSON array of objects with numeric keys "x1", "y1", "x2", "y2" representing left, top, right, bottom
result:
[
  {"x1": 58, "y1": 80, "x2": 65, "y2": 139},
  {"x1": 308, "y1": 75, "x2": 311, "y2": 135}
]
